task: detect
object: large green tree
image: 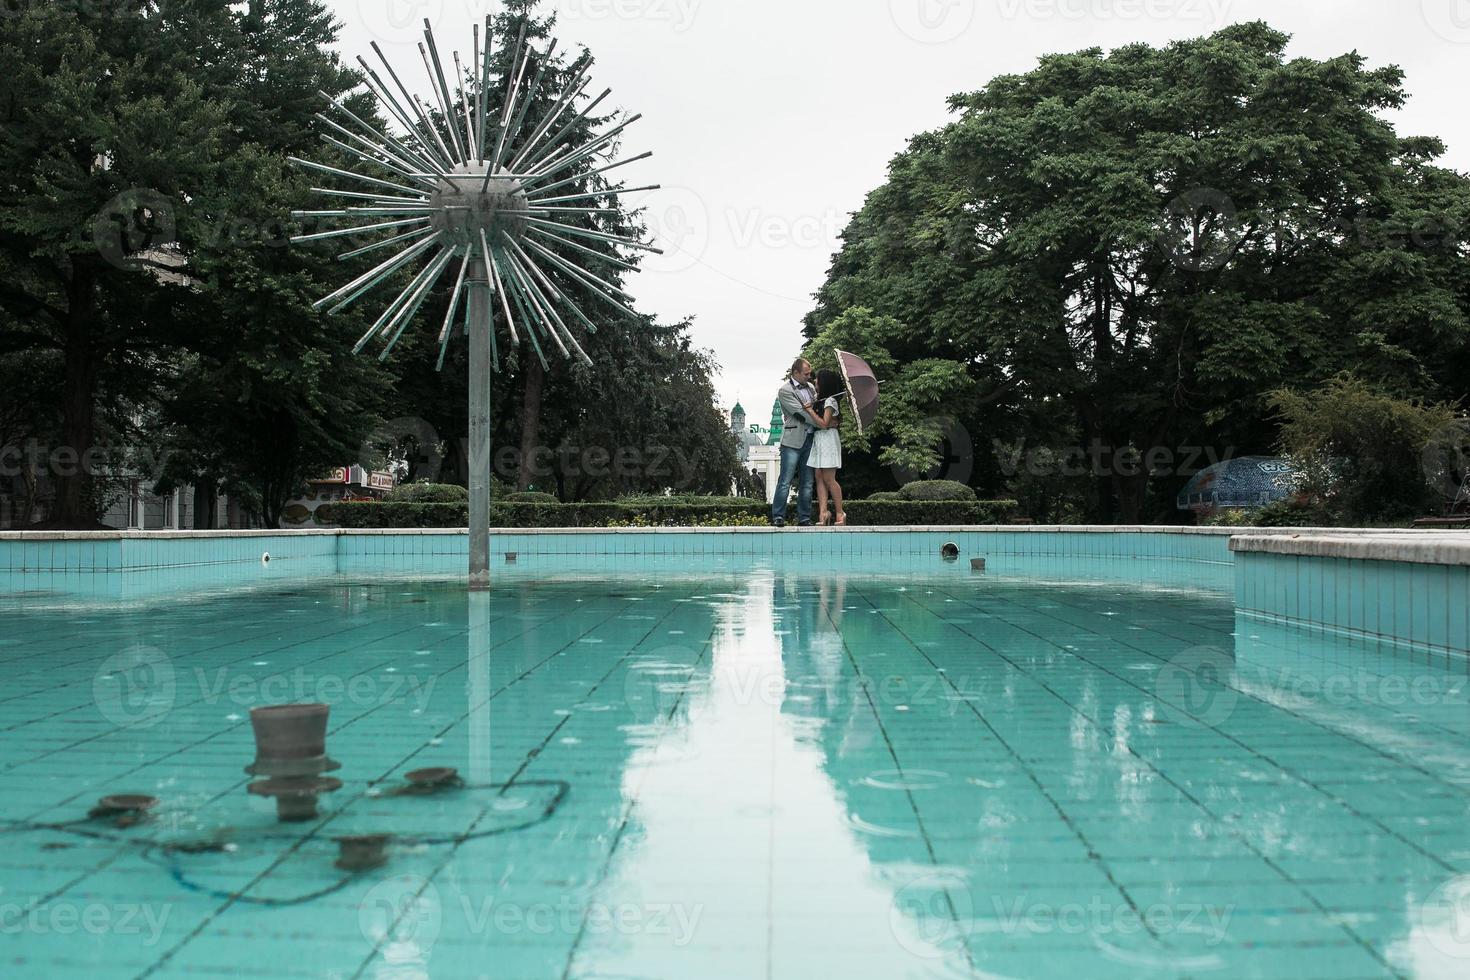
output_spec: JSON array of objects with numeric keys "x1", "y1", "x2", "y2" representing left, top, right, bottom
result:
[{"x1": 807, "y1": 22, "x2": 1470, "y2": 521}]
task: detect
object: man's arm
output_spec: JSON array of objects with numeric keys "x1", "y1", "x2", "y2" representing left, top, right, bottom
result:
[{"x1": 777, "y1": 385, "x2": 805, "y2": 418}]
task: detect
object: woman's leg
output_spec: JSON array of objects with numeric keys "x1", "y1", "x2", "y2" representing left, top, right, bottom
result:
[
  {"x1": 814, "y1": 467, "x2": 830, "y2": 524},
  {"x1": 830, "y1": 475, "x2": 846, "y2": 524}
]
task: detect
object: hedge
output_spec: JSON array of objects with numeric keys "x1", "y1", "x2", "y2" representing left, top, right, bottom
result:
[
  {"x1": 320, "y1": 499, "x2": 1019, "y2": 528},
  {"x1": 898, "y1": 480, "x2": 978, "y2": 502}
]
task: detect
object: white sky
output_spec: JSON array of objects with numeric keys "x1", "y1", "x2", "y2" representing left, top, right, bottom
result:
[{"x1": 328, "y1": 0, "x2": 1470, "y2": 416}]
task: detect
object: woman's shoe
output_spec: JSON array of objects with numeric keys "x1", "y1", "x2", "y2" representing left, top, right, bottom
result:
[
  {"x1": 816, "y1": 509, "x2": 830, "y2": 526},
  {"x1": 834, "y1": 513, "x2": 847, "y2": 526}
]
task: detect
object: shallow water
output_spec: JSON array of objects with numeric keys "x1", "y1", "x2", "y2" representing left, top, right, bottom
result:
[{"x1": 1, "y1": 568, "x2": 1467, "y2": 978}]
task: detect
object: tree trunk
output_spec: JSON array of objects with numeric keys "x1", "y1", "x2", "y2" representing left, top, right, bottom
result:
[
  {"x1": 516, "y1": 357, "x2": 545, "y2": 491},
  {"x1": 53, "y1": 260, "x2": 100, "y2": 528}
]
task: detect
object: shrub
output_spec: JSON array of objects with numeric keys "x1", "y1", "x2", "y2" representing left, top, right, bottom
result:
[
  {"x1": 898, "y1": 480, "x2": 978, "y2": 502},
  {"x1": 845, "y1": 499, "x2": 1017, "y2": 526},
  {"x1": 866, "y1": 491, "x2": 902, "y2": 501},
  {"x1": 1270, "y1": 375, "x2": 1456, "y2": 523},
  {"x1": 502, "y1": 491, "x2": 559, "y2": 504},
  {"x1": 384, "y1": 482, "x2": 467, "y2": 504}
]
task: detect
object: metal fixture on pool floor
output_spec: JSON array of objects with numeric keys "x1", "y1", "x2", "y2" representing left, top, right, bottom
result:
[
  {"x1": 245, "y1": 704, "x2": 342, "y2": 822},
  {"x1": 88, "y1": 794, "x2": 159, "y2": 826},
  {"x1": 941, "y1": 542, "x2": 960, "y2": 561},
  {"x1": 401, "y1": 766, "x2": 465, "y2": 794},
  {"x1": 287, "y1": 15, "x2": 659, "y2": 591},
  {"x1": 971, "y1": 557, "x2": 986, "y2": 572},
  {"x1": 334, "y1": 833, "x2": 391, "y2": 872}
]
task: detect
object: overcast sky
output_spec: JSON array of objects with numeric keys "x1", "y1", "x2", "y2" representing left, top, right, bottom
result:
[{"x1": 327, "y1": 0, "x2": 1470, "y2": 417}]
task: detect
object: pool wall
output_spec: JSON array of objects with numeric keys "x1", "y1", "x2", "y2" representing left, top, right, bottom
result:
[
  {"x1": 1232, "y1": 533, "x2": 1470, "y2": 663},
  {"x1": 4, "y1": 528, "x2": 1467, "y2": 662}
]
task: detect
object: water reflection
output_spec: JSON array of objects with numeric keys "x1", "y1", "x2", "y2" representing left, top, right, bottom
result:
[{"x1": 573, "y1": 571, "x2": 966, "y2": 978}]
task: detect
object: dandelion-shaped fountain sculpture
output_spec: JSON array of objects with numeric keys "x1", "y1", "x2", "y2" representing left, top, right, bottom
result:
[{"x1": 288, "y1": 17, "x2": 659, "y2": 589}]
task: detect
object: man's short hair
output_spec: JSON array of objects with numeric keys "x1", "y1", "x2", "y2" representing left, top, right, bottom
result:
[{"x1": 790, "y1": 358, "x2": 810, "y2": 375}]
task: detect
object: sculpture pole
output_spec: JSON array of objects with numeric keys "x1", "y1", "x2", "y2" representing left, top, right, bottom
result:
[
  {"x1": 289, "y1": 17, "x2": 662, "y2": 590},
  {"x1": 467, "y1": 256, "x2": 492, "y2": 591}
]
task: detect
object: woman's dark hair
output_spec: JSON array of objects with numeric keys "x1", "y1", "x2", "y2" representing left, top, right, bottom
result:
[{"x1": 814, "y1": 369, "x2": 843, "y2": 402}]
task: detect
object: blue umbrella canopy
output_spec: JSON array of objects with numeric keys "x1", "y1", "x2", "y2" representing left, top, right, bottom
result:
[{"x1": 1177, "y1": 456, "x2": 1302, "y2": 510}]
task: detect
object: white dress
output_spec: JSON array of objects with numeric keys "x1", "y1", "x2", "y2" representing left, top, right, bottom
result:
[{"x1": 806, "y1": 397, "x2": 842, "y2": 469}]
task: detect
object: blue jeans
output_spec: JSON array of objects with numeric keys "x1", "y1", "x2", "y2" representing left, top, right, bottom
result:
[{"x1": 772, "y1": 433, "x2": 815, "y2": 524}]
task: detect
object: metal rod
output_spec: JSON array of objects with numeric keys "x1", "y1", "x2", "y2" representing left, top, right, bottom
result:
[
  {"x1": 337, "y1": 225, "x2": 434, "y2": 261},
  {"x1": 500, "y1": 248, "x2": 571, "y2": 358},
  {"x1": 476, "y1": 17, "x2": 492, "y2": 160},
  {"x1": 507, "y1": 59, "x2": 593, "y2": 171},
  {"x1": 495, "y1": 249, "x2": 549, "y2": 368},
  {"x1": 488, "y1": 30, "x2": 531, "y2": 179},
  {"x1": 310, "y1": 187, "x2": 429, "y2": 205},
  {"x1": 319, "y1": 134, "x2": 439, "y2": 190},
  {"x1": 526, "y1": 224, "x2": 640, "y2": 271},
  {"x1": 453, "y1": 51, "x2": 478, "y2": 164},
  {"x1": 352, "y1": 248, "x2": 449, "y2": 352},
  {"x1": 436, "y1": 246, "x2": 473, "y2": 356},
  {"x1": 503, "y1": 244, "x2": 591, "y2": 365},
  {"x1": 482, "y1": 229, "x2": 519, "y2": 346},
  {"x1": 293, "y1": 207, "x2": 431, "y2": 218},
  {"x1": 528, "y1": 184, "x2": 660, "y2": 206},
  {"x1": 523, "y1": 237, "x2": 639, "y2": 318},
  {"x1": 315, "y1": 113, "x2": 435, "y2": 181},
  {"x1": 370, "y1": 42, "x2": 460, "y2": 167},
  {"x1": 319, "y1": 231, "x2": 441, "y2": 311},
  {"x1": 423, "y1": 22, "x2": 467, "y2": 162},
  {"x1": 419, "y1": 38, "x2": 465, "y2": 163},
  {"x1": 523, "y1": 236, "x2": 634, "y2": 301},
  {"x1": 514, "y1": 86, "x2": 612, "y2": 173},
  {"x1": 318, "y1": 89, "x2": 447, "y2": 178},
  {"x1": 379, "y1": 248, "x2": 457, "y2": 358},
  {"x1": 526, "y1": 153, "x2": 654, "y2": 198},
  {"x1": 356, "y1": 55, "x2": 456, "y2": 170},
  {"x1": 291, "y1": 216, "x2": 429, "y2": 244},
  {"x1": 523, "y1": 216, "x2": 664, "y2": 253},
  {"x1": 289, "y1": 157, "x2": 425, "y2": 197},
  {"x1": 501, "y1": 40, "x2": 557, "y2": 169},
  {"x1": 526, "y1": 115, "x2": 643, "y2": 186}
]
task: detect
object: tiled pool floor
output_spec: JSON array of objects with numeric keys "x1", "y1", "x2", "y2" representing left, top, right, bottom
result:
[{"x1": 1, "y1": 570, "x2": 1468, "y2": 979}]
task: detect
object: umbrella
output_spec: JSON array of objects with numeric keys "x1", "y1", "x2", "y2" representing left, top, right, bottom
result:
[{"x1": 834, "y1": 349, "x2": 880, "y2": 435}]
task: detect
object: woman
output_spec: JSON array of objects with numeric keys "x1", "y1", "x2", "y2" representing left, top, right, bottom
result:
[{"x1": 805, "y1": 369, "x2": 846, "y2": 526}]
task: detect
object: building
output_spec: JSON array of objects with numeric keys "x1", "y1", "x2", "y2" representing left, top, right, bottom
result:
[{"x1": 727, "y1": 400, "x2": 783, "y2": 503}]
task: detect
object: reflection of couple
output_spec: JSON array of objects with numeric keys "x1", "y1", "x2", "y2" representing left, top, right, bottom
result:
[{"x1": 771, "y1": 358, "x2": 845, "y2": 527}]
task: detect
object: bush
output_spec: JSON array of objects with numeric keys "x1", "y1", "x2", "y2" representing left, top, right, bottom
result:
[
  {"x1": 898, "y1": 480, "x2": 977, "y2": 502},
  {"x1": 617, "y1": 493, "x2": 752, "y2": 506},
  {"x1": 1270, "y1": 375, "x2": 1456, "y2": 523},
  {"x1": 384, "y1": 482, "x2": 467, "y2": 504},
  {"x1": 845, "y1": 500, "x2": 1017, "y2": 526},
  {"x1": 866, "y1": 491, "x2": 902, "y2": 501},
  {"x1": 502, "y1": 491, "x2": 559, "y2": 504}
]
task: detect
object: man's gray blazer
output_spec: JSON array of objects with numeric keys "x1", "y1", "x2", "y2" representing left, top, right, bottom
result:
[{"x1": 777, "y1": 380, "x2": 815, "y2": 450}]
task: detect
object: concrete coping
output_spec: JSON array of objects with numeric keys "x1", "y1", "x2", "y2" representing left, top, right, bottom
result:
[
  {"x1": 0, "y1": 525, "x2": 1456, "y2": 541},
  {"x1": 1230, "y1": 532, "x2": 1470, "y2": 567}
]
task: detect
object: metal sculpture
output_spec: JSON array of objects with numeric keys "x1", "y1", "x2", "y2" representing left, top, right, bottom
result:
[{"x1": 288, "y1": 16, "x2": 658, "y2": 589}]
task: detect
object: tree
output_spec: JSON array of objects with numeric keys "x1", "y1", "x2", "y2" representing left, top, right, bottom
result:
[{"x1": 807, "y1": 22, "x2": 1470, "y2": 521}]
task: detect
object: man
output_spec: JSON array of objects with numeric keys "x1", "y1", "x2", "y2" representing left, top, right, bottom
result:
[{"x1": 772, "y1": 358, "x2": 819, "y2": 527}]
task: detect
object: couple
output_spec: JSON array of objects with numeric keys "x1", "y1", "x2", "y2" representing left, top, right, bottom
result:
[{"x1": 771, "y1": 358, "x2": 846, "y2": 527}]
